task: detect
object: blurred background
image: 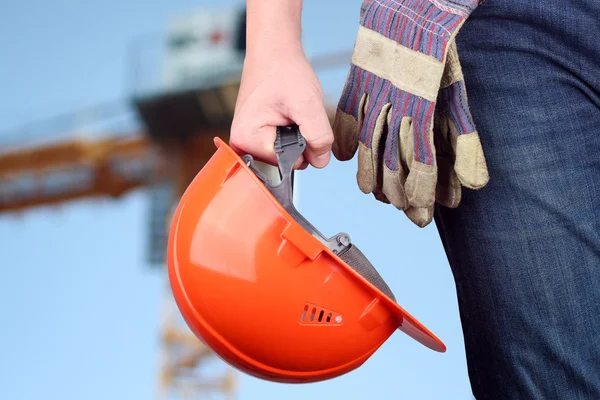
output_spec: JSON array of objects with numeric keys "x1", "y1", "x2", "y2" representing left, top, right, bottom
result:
[{"x1": 0, "y1": 0, "x2": 474, "y2": 399}]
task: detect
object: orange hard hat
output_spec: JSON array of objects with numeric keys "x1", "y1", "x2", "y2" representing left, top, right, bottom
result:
[{"x1": 167, "y1": 125, "x2": 446, "y2": 384}]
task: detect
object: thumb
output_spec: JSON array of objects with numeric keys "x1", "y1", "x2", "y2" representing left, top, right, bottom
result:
[{"x1": 295, "y1": 101, "x2": 334, "y2": 169}]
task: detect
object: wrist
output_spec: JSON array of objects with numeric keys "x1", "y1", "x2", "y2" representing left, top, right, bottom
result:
[
  {"x1": 246, "y1": 36, "x2": 305, "y2": 64},
  {"x1": 246, "y1": 0, "x2": 304, "y2": 59}
]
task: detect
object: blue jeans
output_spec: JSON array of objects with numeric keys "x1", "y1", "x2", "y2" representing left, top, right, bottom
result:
[{"x1": 434, "y1": 1, "x2": 600, "y2": 399}]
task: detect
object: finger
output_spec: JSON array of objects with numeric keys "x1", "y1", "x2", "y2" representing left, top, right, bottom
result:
[
  {"x1": 356, "y1": 76, "x2": 396, "y2": 194},
  {"x1": 230, "y1": 119, "x2": 307, "y2": 170},
  {"x1": 332, "y1": 104, "x2": 362, "y2": 161},
  {"x1": 438, "y1": 53, "x2": 489, "y2": 189},
  {"x1": 433, "y1": 111, "x2": 462, "y2": 208},
  {"x1": 357, "y1": 102, "x2": 392, "y2": 195},
  {"x1": 381, "y1": 111, "x2": 410, "y2": 210},
  {"x1": 333, "y1": 65, "x2": 368, "y2": 162},
  {"x1": 297, "y1": 160, "x2": 310, "y2": 170},
  {"x1": 373, "y1": 188, "x2": 391, "y2": 204},
  {"x1": 229, "y1": 123, "x2": 277, "y2": 164},
  {"x1": 404, "y1": 154, "x2": 437, "y2": 208},
  {"x1": 404, "y1": 101, "x2": 437, "y2": 208},
  {"x1": 453, "y1": 125, "x2": 490, "y2": 190},
  {"x1": 404, "y1": 205, "x2": 434, "y2": 228},
  {"x1": 295, "y1": 98, "x2": 335, "y2": 169},
  {"x1": 436, "y1": 154, "x2": 462, "y2": 208}
]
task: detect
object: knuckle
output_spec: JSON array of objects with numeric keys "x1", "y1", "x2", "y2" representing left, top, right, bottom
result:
[
  {"x1": 296, "y1": 90, "x2": 323, "y2": 111},
  {"x1": 228, "y1": 126, "x2": 245, "y2": 146}
]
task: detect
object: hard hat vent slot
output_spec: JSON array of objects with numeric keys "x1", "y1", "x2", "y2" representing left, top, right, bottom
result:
[{"x1": 300, "y1": 304, "x2": 341, "y2": 325}]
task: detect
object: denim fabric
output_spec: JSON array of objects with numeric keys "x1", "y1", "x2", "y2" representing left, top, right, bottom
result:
[{"x1": 434, "y1": 1, "x2": 600, "y2": 399}]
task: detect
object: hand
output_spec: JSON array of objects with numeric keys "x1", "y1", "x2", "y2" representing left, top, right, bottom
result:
[{"x1": 230, "y1": 46, "x2": 334, "y2": 170}]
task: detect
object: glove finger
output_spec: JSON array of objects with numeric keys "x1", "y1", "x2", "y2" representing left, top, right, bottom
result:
[
  {"x1": 439, "y1": 42, "x2": 490, "y2": 189},
  {"x1": 373, "y1": 188, "x2": 391, "y2": 204},
  {"x1": 455, "y1": 129, "x2": 489, "y2": 189},
  {"x1": 434, "y1": 112, "x2": 462, "y2": 208},
  {"x1": 333, "y1": 65, "x2": 369, "y2": 161},
  {"x1": 404, "y1": 205, "x2": 435, "y2": 228},
  {"x1": 356, "y1": 76, "x2": 396, "y2": 195},
  {"x1": 380, "y1": 109, "x2": 410, "y2": 210},
  {"x1": 436, "y1": 153, "x2": 462, "y2": 208},
  {"x1": 439, "y1": 84, "x2": 489, "y2": 189},
  {"x1": 357, "y1": 102, "x2": 392, "y2": 195},
  {"x1": 404, "y1": 101, "x2": 437, "y2": 208}
]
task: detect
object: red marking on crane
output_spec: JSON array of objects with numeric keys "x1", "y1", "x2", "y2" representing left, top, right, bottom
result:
[{"x1": 209, "y1": 31, "x2": 224, "y2": 45}]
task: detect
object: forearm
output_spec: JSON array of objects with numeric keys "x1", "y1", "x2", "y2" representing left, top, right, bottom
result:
[{"x1": 246, "y1": 0, "x2": 304, "y2": 57}]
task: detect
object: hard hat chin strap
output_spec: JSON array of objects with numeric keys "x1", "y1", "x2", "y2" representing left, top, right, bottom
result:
[{"x1": 242, "y1": 125, "x2": 351, "y2": 256}]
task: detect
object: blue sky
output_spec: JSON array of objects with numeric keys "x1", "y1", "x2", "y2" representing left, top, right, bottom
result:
[{"x1": 0, "y1": 1, "x2": 473, "y2": 399}]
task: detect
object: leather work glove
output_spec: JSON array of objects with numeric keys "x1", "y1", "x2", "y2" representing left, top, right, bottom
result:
[{"x1": 332, "y1": 0, "x2": 489, "y2": 227}]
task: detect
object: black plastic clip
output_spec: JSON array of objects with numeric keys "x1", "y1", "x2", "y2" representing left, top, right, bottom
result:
[{"x1": 242, "y1": 124, "x2": 351, "y2": 255}]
